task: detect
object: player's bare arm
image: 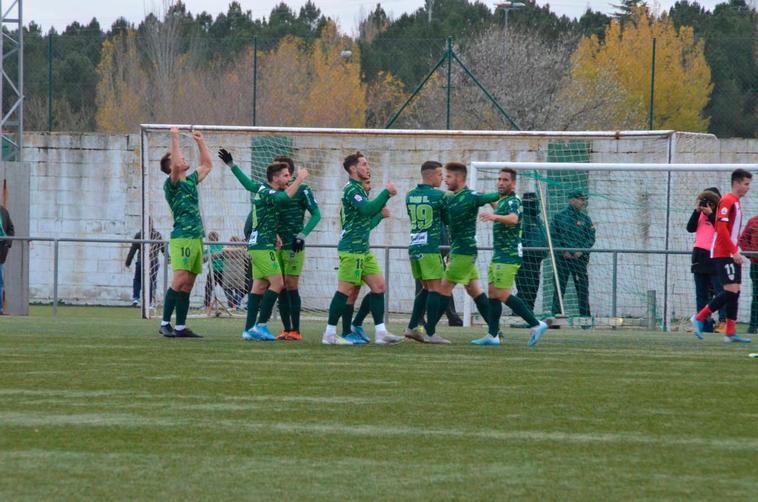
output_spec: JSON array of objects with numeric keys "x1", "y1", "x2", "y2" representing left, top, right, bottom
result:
[
  {"x1": 479, "y1": 212, "x2": 518, "y2": 225},
  {"x1": 284, "y1": 168, "x2": 309, "y2": 198},
  {"x1": 169, "y1": 127, "x2": 184, "y2": 184},
  {"x1": 193, "y1": 131, "x2": 213, "y2": 183}
]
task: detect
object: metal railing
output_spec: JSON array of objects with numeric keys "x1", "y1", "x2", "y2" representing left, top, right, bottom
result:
[{"x1": 3, "y1": 235, "x2": 715, "y2": 328}]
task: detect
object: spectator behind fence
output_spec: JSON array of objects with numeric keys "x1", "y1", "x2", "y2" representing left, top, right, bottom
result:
[
  {"x1": 515, "y1": 192, "x2": 547, "y2": 311},
  {"x1": 223, "y1": 236, "x2": 249, "y2": 310},
  {"x1": 125, "y1": 219, "x2": 165, "y2": 307},
  {"x1": 0, "y1": 203, "x2": 14, "y2": 315},
  {"x1": 739, "y1": 214, "x2": 758, "y2": 334},
  {"x1": 686, "y1": 187, "x2": 725, "y2": 333},
  {"x1": 551, "y1": 190, "x2": 595, "y2": 321},
  {"x1": 204, "y1": 231, "x2": 230, "y2": 308}
]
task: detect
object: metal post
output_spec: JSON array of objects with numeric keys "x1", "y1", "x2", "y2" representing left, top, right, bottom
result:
[
  {"x1": 384, "y1": 53, "x2": 448, "y2": 129},
  {"x1": 646, "y1": 290, "x2": 657, "y2": 330},
  {"x1": 647, "y1": 37, "x2": 656, "y2": 130},
  {"x1": 663, "y1": 170, "x2": 671, "y2": 330},
  {"x1": 384, "y1": 247, "x2": 390, "y2": 324},
  {"x1": 47, "y1": 33, "x2": 52, "y2": 131},
  {"x1": 252, "y1": 36, "x2": 257, "y2": 126},
  {"x1": 446, "y1": 36, "x2": 452, "y2": 130},
  {"x1": 52, "y1": 239, "x2": 59, "y2": 317},
  {"x1": 140, "y1": 128, "x2": 150, "y2": 319},
  {"x1": 611, "y1": 252, "x2": 618, "y2": 318}
]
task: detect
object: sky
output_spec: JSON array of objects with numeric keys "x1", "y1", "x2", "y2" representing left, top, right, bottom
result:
[{"x1": 26, "y1": 0, "x2": 728, "y2": 34}]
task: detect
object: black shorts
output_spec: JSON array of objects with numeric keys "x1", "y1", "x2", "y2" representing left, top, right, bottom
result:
[{"x1": 714, "y1": 257, "x2": 741, "y2": 285}]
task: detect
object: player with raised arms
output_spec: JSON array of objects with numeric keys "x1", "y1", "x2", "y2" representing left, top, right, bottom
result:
[
  {"x1": 322, "y1": 152, "x2": 403, "y2": 345},
  {"x1": 423, "y1": 162, "x2": 501, "y2": 341},
  {"x1": 159, "y1": 127, "x2": 213, "y2": 338},
  {"x1": 403, "y1": 160, "x2": 451, "y2": 344},
  {"x1": 691, "y1": 168, "x2": 753, "y2": 343},
  {"x1": 272, "y1": 156, "x2": 321, "y2": 341},
  {"x1": 218, "y1": 149, "x2": 308, "y2": 341},
  {"x1": 475, "y1": 168, "x2": 549, "y2": 346}
]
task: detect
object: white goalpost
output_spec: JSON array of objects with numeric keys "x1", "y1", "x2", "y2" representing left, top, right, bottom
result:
[
  {"x1": 470, "y1": 161, "x2": 758, "y2": 330},
  {"x1": 138, "y1": 123, "x2": 754, "y2": 330}
]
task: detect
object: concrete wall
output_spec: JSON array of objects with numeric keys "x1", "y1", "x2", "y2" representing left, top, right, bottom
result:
[{"x1": 21, "y1": 130, "x2": 758, "y2": 323}]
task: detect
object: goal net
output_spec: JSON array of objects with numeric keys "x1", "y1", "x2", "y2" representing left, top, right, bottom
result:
[
  {"x1": 472, "y1": 156, "x2": 758, "y2": 330},
  {"x1": 139, "y1": 125, "x2": 753, "y2": 329}
]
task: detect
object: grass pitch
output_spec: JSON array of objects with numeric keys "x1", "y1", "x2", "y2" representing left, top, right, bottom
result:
[{"x1": 1, "y1": 306, "x2": 757, "y2": 500}]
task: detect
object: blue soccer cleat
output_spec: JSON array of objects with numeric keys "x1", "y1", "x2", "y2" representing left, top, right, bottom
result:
[
  {"x1": 343, "y1": 333, "x2": 369, "y2": 345},
  {"x1": 528, "y1": 321, "x2": 549, "y2": 348},
  {"x1": 241, "y1": 329, "x2": 255, "y2": 341},
  {"x1": 471, "y1": 334, "x2": 501, "y2": 346},
  {"x1": 724, "y1": 334, "x2": 752, "y2": 343},
  {"x1": 350, "y1": 324, "x2": 370, "y2": 343},
  {"x1": 690, "y1": 315, "x2": 704, "y2": 340},
  {"x1": 253, "y1": 324, "x2": 277, "y2": 341}
]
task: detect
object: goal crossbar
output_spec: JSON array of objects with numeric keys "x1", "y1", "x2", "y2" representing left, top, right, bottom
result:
[{"x1": 471, "y1": 162, "x2": 758, "y2": 172}]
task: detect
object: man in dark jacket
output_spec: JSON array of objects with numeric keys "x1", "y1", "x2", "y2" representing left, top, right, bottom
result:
[
  {"x1": 551, "y1": 190, "x2": 595, "y2": 317},
  {"x1": 0, "y1": 204, "x2": 14, "y2": 315},
  {"x1": 125, "y1": 219, "x2": 165, "y2": 306},
  {"x1": 515, "y1": 192, "x2": 547, "y2": 311}
]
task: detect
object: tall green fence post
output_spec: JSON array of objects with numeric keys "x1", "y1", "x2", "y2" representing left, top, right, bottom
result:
[
  {"x1": 252, "y1": 36, "x2": 258, "y2": 126},
  {"x1": 47, "y1": 34, "x2": 53, "y2": 132},
  {"x1": 446, "y1": 36, "x2": 452, "y2": 130},
  {"x1": 647, "y1": 37, "x2": 656, "y2": 130}
]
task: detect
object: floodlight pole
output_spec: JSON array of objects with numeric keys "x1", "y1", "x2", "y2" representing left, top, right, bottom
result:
[{"x1": 0, "y1": 0, "x2": 24, "y2": 161}]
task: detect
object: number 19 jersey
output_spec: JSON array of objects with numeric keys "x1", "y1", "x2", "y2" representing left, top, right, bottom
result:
[{"x1": 406, "y1": 183, "x2": 445, "y2": 255}]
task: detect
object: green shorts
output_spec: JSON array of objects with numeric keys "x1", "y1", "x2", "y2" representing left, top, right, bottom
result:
[
  {"x1": 338, "y1": 252, "x2": 381, "y2": 285},
  {"x1": 249, "y1": 249, "x2": 281, "y2": 280},
  {"x1": 488, "y1": 262, "x2": 520, "y2": 290},
  {"x1": 444, "y1": 254, "x2": 479, "y2": 285},
  {"x1": 410, "y1": 253, "x2": 444, "y2": 281},
  {"x1": 278, "y1": 249, "x2": 305, "y2": 277},
  {"x1": 169, "y1": 238, "x2": 204, "y2": 275}
]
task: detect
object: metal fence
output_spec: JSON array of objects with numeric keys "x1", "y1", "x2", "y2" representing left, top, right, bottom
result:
[{"x1": 6, "y1": 235, "x2": 744, "y2": 332}]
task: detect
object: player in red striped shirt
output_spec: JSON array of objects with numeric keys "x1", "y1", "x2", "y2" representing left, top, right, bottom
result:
[{"x1": 691, "y1": 168, "x2": 753, "y2": 342}]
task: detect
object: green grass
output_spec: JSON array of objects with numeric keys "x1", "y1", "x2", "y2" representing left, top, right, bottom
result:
[{"x1": 1, "y1": 306, "x2": 757, "y2": 500}]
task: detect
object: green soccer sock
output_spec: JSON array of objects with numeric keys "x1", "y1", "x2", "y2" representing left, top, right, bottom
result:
[
  {"x1": 408, "y1": 288, "x2": 429, "y2": 329},
  {"x1": 505, "y1": 295, "x2": 540, "y2": 327},
  {"x1": 289, "y1": 289, "x2": 302, "y2": 332},
  {"x1": 327, "y1": 291, "x2": 348, "y2": 326},
  {"x1": 425, "y1": 293, "x2": 449, "y2": 335},
  {"x1": 370, "y1": 292, "x2": 385, "y2": 326},
  {"x1": 278, "y1": 290, "x2": 292, "y2": 331},
  {"x1": 488, "y1": 298, "x2": 503, "y2": 336},
  {"x1": 175, "y1": 291, "x2": 190, "y2": 327},
  {"x1": 341, "y1": 304, "x2": 354, "y2": 337},
  {"x1": 257, "y1": 289, "x2": 279, "y2": 324},
  {"x1": 162, "y1": 288, "x2": 178, "y2": 323},
  {"x1": 245, "y1": 293, "x2": 262, "y2": 331},
  {"x1": 474, "y1": 293, "x2": 489, "y2": 322},
  {"x1": 352, "y1": 294, "x2": 371, "y2": 326}
]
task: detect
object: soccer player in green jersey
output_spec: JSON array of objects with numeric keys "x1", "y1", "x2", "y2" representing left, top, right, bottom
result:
[
  {"x1": 272, "y1": 155, "x2": 321, "y2": 341},
  {"x1": 218, "y1": 149, "x2": 308, "y2": 341},
  {"x1": 322, "y1": 151, "x2": 403, "y2": 345},
  {"x1": 473, "y1": 168, "x2": 548, "y2": 346},
  {"x1": 403, "y1": 161, "x2": 451, "y2": 344},
  {"x1": 159, "y1": 128, "x2": 213, "y2": 338},
  {"x1": 424, "y1": 162, "x2": 500, "y2": 340}
]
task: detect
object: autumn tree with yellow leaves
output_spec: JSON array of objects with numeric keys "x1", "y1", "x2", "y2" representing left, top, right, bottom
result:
[{"x1": 568, "y1": 7, "x2": 713, "y2": 131}]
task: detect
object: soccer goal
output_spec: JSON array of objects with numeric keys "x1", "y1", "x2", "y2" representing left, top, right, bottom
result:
[
  {"x1": 471, "y1": 159, "x2": 758, "y2": 330},
  {"x1": 139, "y1": 124, "x2": 753, "y2": 328}
]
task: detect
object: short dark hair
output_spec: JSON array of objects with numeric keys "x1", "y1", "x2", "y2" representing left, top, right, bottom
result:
[
  {"x1": 160, "y1": 153, "x2": 171, "y2": 175},
  {"x1": 500, "y1": 167, "x2": 517, "y2": 180},
  {"x1": 266, "y1": 162, "x2": 289, "y2": 182},
  {"x1": 421, "y1": 160, "x2": 442, "y2": 172},
  {"x1": 274, "y1": 155, "x2": 295, "y2": 175},
  {"x1": 343, "y1": 151, "x2": 364, "y2": 173},
  {"x1": 445, "y1": 162, "x2": 467, "y2": 176},
  {"x1": 731, "y1": 168, "x2": 753, "y2": 184}
]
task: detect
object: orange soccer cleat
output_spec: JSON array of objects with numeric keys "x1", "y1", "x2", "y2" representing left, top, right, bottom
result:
[
  {"x1": 276, "y1": 330, "x2": 290, "y2": 341},
  {"x1": 286, "y1": 330, "x2": 302, "y2": 341}
]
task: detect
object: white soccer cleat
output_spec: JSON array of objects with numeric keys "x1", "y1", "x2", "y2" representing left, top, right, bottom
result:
[
  {"x1": 322, "y1": 331, "x2": 354, "y2": 345},
  {"x1": 423, "y1": 333, "x2": 452, "y2": 345},
  {"x1": 375, "y1": 331, "x2": 404, "y2": 345}
]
